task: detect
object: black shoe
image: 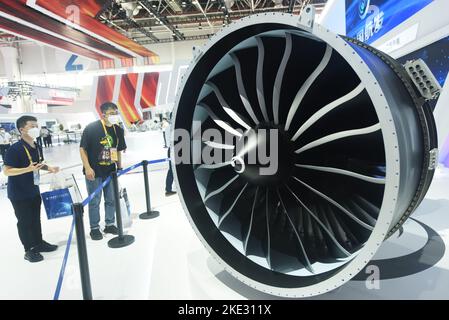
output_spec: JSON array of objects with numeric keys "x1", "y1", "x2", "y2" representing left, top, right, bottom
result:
[
  {"x1": 34, "y1": 241, "x2": 58, "y2": 253},
  {"x1": 165, "y1": 191, "x2": 177, "y2": 196},
  {"x1": 104, "y1": 225, "x2": 119, "y2": 235},
  {"x1": 24, "y1": 251, "x2": 44, "y2": 263},
  {"x1": 90, "y1": 229, "x2": 103, "y2": 240}
]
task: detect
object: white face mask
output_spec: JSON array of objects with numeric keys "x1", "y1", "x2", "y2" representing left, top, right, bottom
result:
[
  {"x1": 108, "y1": 115, "x2": 121, "y2": 125},
  {"x1": 27, "y1": 127, "x2": 41, "y2": 140}
]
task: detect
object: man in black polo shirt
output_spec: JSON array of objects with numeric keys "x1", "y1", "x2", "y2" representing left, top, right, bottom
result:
[
  {"x1": 80, "y1": 102, "x2": 127, "y2": 240},
  {"x1": 3, "y1": 115, "x2": 60, "y2": 263}
]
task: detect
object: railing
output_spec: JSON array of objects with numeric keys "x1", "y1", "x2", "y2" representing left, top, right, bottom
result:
[{"x1": 53, "y1": 158, "x2": 167, "y2": 300}]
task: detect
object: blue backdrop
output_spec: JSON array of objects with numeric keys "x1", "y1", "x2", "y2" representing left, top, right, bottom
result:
[{"x1": 346, "y1": 0, "x2": 433, "y2": 44}]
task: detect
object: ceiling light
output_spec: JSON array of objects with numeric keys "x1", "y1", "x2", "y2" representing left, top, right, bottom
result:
[{"x1": 121, "y1": 2, "x2": 141, "y2": 18}]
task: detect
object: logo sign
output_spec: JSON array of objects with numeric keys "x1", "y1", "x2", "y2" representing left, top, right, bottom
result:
[
  {"x1": 65, "y1": 54, "x2": 83, "y2": 71},
  {"x1": 346, "y1": 0, "x2": 433, "y2": 44},
  {"x1": 358, "y1": 0, "x2": 370, "y2": 19}
]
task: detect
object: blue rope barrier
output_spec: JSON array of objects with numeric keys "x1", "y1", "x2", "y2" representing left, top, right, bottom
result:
[
  {"x1": 117, "y1": 162, "x2": 142, "y2": 177},
  {"x1": 81, "y1": 176, "x2": 112, "y2": 207},
  {"x1": 53, "y1": 217, "x2": 75, "y2": 300},
  {"x1": 53, "y1": 158, "x2": 167, "y2": 300},
  {"x1": 146, "y1": 158, "x2": 169, "y2": 165},
  {"x1": 117, "y1": 159, "x2": 169, "y2": 176}
]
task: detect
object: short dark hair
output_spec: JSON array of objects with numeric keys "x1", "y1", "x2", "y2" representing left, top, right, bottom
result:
[
  {"x1": 16, "y1": 115, "x2": 37, "y2": 130},
  {"x1": 100, "y1": 102, "x2": 118, "y2": 114}
]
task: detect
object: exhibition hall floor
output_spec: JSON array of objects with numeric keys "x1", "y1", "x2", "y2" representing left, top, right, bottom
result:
[{"x1": 0, "y1": 131, "x2": 448, "y2": 300}]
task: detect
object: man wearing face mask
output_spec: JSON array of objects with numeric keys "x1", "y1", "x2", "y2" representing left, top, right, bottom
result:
[
  {"x1": 80, "y1": 102, "x2": 127, "y2": 240},
  {"x1": 3, "y1": 116, "x2": 60, "y2": 263}
]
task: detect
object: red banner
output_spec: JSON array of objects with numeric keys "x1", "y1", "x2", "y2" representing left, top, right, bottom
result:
[
  {"x1": 0, "y1": 16, "x2": 109, "y2": 61},
  {"x1": 33, "y1": 0, "x2": 159, "y2": 62},
  {"x1": 95, "y1": 75, "x2": 116, "y2": 115},
  {"x1": 0, "y1": 0, "x2": 134, "y2": 60},
  {"x1": 95, "y1": 72, "x2": 159, "y2": 126},
  {"x1": 140, "y1": 73, "x2": 159, "y2": 109},
  {"x1": 118, "y1": 73, "x2": 141, "y2": 126}
]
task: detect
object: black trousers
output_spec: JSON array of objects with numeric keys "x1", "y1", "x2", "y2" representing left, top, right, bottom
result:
[
  {"x1": 165, "y1": 161, "x2": 174, "y2": 192},
  {"x1": 11, "y1": 196, "x2": 43, "y2": 252},
  {"x1": 165, "y1": 147, "x2": 173, "y2": 192},
  {"x1": 0, "y1": 144, "x2": 10, "y2": 161},
  {"x1": 36, "y1": 137, "x2": 43, "y2": 148},
  {"x1": 163, "y1": 131, "x2": 167, "y2": 147}
]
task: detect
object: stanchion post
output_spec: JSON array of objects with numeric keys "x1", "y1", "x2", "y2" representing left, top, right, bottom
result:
[
  {"x1": 139, "y1": 160, "x2": 160, "y2": 220},
  {"x1": 108, "y1": 171, "x2": 135, "y2": 248},
  {"x1": 72, "y1": 202, "x2": 93, "y2": 300}
]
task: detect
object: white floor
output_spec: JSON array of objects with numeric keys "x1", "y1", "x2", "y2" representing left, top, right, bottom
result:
[{"x1": 0, "y1": 130, "x2": 448, "y2": 300}]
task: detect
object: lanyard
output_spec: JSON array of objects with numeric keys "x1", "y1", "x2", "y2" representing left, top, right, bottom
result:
[
  {"x1": 101, "y1": 120, "x2": 119, "y2": 148},
  {"x1": 23, "y1": 142, "x2": 42, "y2": 165}
]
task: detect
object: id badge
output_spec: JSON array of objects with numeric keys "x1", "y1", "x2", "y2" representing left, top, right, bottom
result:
[
  {"x1": 111, "y1": 148, "x2": 118, "y2": 162},
  {"x1": 33, "y1": 171, "x2": 40, "y2": 186}
]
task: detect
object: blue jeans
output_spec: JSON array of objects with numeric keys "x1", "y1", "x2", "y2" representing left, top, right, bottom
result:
[{"x1": 85, "y1": 177, "x2": 116, "y2": 230}]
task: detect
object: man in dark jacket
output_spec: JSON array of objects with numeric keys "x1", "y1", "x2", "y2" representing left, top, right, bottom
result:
[{"x1": 3, "y1": 116, "x2": 60, "y2": 263}]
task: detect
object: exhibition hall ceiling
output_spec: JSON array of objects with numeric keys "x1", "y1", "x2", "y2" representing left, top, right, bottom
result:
[
  {"x1": 0, "y1": 0, "x2": 328, "y2": 52},
  {"x1": 99, "y1": 0, "x2": 328, "y2": 44}
]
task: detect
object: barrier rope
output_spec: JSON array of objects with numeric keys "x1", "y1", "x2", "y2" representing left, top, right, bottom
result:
[
  {"x1": 53, "y1": 158, "x2": 167, "y2": 300},
  {"x1": 53, "y1": 217, "x2": 75, "y2": 300}
]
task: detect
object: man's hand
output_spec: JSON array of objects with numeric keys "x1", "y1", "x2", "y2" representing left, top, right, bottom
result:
[
  {"x1": 48, "y1": 166, "x2": 60, "y2": 174},
  {"x1": 28, "y1": 162, "x2": 45, "y2": 173},
  {"x1": 85, "y1": 167, "x2": 95, "y2": 181}
]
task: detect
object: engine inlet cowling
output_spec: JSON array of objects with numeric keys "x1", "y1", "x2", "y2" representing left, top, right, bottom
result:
[{"x1": 171, "y1": 11, "x2": 437, "y2": 297}]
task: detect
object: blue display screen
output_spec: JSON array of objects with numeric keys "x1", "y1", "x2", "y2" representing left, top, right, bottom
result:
[{"x1": 346, "y1": 0, "x2": 433, "y2": 44}]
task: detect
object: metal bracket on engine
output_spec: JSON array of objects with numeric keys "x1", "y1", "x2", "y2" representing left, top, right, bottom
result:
[
  {"x1": 404, "y1": 59, "x2": 441, "y2": 100},
  {"x1": 192, "y1": 46, "x2": 203, "y2": 62},
  {"x1": 298, "y1": 5, "x2": 316, "y2": 30},
  {"x1": 428, "y1": 148, "x2": 439, "y2": 170}
]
